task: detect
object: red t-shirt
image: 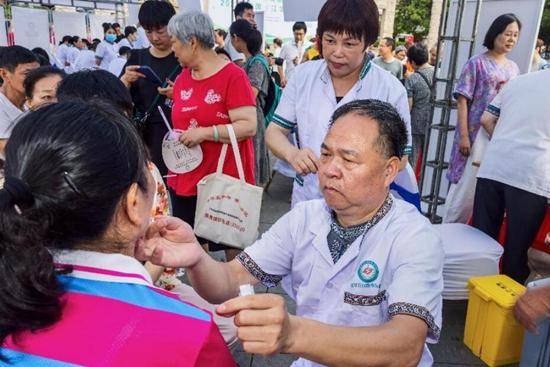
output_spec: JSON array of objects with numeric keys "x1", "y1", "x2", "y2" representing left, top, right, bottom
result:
[{"x1": 169, "y1": 62, "x2": 256, "y2": 196}]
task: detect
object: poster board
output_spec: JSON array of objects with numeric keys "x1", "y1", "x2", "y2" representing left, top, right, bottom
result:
[
  {"x1": 52, "y1": 11, "x2": 87, "y2": 39},
  {"x1": 0, "y1": 11, "x2": 7, "y2": 46},
  {"x1": 282, "y1": 0, "x2": 324, "y2": 21},
  {"x1": 89, "y1": 13, "x2": 116, "y2": 39},
  {"x1": 126, "y1": 3, "x2": 140, "y2": 26},
  {"x1": 178, "y1": 0, "x2": 202, "y2": 11},
  {"x1": 12, "y1": 7, "x2": 50, "y2": 50}
]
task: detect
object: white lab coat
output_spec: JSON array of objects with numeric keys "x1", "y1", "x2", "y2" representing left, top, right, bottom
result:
[
  {"x1": 272, "y1": 59, "x2": 418, "y2": 208},
  {"x1": 239, "y1": 195, "x2": 444, "y2": 367}
]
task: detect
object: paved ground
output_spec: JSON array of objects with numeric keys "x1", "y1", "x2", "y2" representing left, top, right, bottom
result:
[{"x1": 211, "y1": 173, "x2": 518, "y2": 367}]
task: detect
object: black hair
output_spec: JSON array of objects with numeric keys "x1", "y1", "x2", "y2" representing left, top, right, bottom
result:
[
  {"x1": 124, "y1": 26, "x2": 137, "y2": 37},
  {"x1": 273, "y1": 38, "x2": 283, "y2": 47},
  {"x1": 330, "y1": 99, "x2": 407, "y2": 159},
  {"x1": 383, "y1": 37, "x2": 396, "y2": 51},
  {"x1": 71, "y1": 36, "x2": 81, "y2": 44},
  {"x1": 406, "y1": 42, "x2": 429, "y2": 66},
  {"x1": 31, "y1": 47, "x2": 51, "y2": 66},
  {"x1": 60, "y1": 35, "x2": 72, "y2": 45},
  {"x1": 0, "y1": 46, "x2": 39, "y2": 73},
  {"x1": 112, "y1": 22, "x2": 121, "y2": 28},
  {"x1": 215, "y1": 28, "x2": 228, "y2": 41},
  {"x1": 24, "y1": 66, "x2": 66, "y2": 99},
  {"x1": 317, "y1": 0, "x2": 379, "y2": 54},
  {"x1": 229, "y1": 19, "x2": 262, "y2": 55},
  {"x1": 483, "y1": 13, "x2": 522, "y2": 50},
  {"x1": 138, "y1": 0, "x2": 176, "y2": 31},
  {"x1": 215, "y1": 46, "x2": 231, "y2": 60},
  {"x1": 118, "y1": 46, "x2": 132, "y2": 57},
  {"x1": 102, "y1": 23, "x2": 115, "y2": 34},
  {"x1": 82, "y1": 39, "x2": 92, "y2": 49},
  {"x1": 234, "y1": 2, "x2": 253, "y2": 18},
  {"x1": 0, "y1": 101, "x2": 149, "y2": 354},
  {"x1": 56, "y1": 70, "x2": 133, "y2": 116},
  {"x1": 293, "y1": 22, "x2": 307, "y2": 34}
]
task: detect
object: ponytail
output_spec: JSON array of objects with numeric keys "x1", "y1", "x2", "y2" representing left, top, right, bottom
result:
[{"x1": 0, "y1": 177, "x2": 62, "y2": 354}]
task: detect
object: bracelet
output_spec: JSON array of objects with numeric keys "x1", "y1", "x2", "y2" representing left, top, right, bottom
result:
[{"x1": 212, "y1": 125, "x2": 219, "y2": 142}]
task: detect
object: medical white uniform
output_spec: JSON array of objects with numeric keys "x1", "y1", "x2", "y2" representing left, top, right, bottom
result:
[
  {"x1": 237, "y1": 195, "x2": 444, "y2": 367},
  {"x1": 272, "y1": 59, "x2": 418, "y2": 207},
  {"x1": 95, "y1": 40, "x2": 119, "y2": 70},
  {"x1": 56, "y1": 43, "x2": 70, "y2": 68}
]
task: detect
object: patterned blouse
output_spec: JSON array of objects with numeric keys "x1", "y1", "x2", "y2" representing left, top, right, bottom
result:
[{"x1": 447, "y1": 53, "x2": 519, "y2": 184}]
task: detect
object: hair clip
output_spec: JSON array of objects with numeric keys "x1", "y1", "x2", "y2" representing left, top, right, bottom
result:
[{"x1": 63, "y1": 172, "x2": 86, "y2": 197}]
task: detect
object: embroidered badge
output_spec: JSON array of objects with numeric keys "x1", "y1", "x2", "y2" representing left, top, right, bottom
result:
[{"x1": 358, "y1": 260, "x2": 379, "y2": 283}]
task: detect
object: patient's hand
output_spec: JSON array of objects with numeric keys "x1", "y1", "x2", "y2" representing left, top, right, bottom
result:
[{"x1": 135, "y1": 216, "x2": 204, "y2": 269}]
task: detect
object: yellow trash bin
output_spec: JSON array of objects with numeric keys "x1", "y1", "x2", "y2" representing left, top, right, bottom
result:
[{"x1": 464, "y1": 275, "x2": 526, "y2": 366}]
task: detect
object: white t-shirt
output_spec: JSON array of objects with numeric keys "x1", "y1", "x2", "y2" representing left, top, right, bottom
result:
[
  {"x1": 95, "y1": 41, "x2": 119, "y2": 70},
  {"x1": 279, "y1": 40, "x2": 311, "y2": 81},
  {"x1": 65, "y1": 47, "x2": 81, "y2": 73},
  {"x1": 108, "y1": 56, "x2": 128, "y2": 77},
  {"x1": 272, "y1": 59, "x2": 413, "y2": 206},
  {"x1": 134, "y1": 27, "x2": 151, "y2": 49},
  {"x1": 238, "y1": 196, "x2": 443, "y2": 367},
  {"x1": 56, "y1": 43, "x2": 70, "y2": 67},
  {"x1": 224, "y1": 36, "x2": 244, "y2": 62},
  {"x1": 478, "y1": 69, "x2": 550, "y2": 198},
  {"x1": 0, "y1": 91, "x2": 24, "y2": 140},
  {"x1": 74, "y1": 50, "x2": 97, "y2": 71},
  {"x1": 117, "y1": 38, "x2": 134, "y2": 49}
]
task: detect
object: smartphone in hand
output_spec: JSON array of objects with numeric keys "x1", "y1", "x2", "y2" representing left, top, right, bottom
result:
[{"x1": 136, "y1": 65, "x2": 162, "y2": 85}]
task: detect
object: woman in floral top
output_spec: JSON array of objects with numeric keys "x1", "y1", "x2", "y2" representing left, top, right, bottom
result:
[{"x1": 444, "y1": 14, "x2": 521, "y2": 222}]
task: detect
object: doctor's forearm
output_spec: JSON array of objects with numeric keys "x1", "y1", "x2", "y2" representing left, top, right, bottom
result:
[
  {"x1": 286, "y1": 315, "x2": 425, "y2": 367},
  {"x1": 187, "y1": 254, "x2": 257, "y2": 304},
  {"x1": 266, "y1": 124, "x2": 297, "y2": 163}
]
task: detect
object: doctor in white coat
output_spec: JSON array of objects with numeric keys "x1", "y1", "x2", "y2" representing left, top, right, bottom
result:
[
  {"x1": 136, "y1": 99, "x2": 443, "y2": 367},
  {"x1": 266, "y1": 0, "x2": 419, "y2": 209}
]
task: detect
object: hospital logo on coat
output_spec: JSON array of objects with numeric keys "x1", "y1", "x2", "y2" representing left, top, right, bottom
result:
[{"x1": 357, "y1": 260, "x2": 379, "y2": 283}]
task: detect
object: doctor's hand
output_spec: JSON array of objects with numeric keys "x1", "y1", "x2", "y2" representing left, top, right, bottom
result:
[
  {"x1": 217, "y1": 294, "x2": 296, "y2": 356},
  {"x1": 135, "y1": 216, "x2": 204, "y2": 269},
  {"x1": 287, "y1": 147, "x2": 319, "y2": 176}
]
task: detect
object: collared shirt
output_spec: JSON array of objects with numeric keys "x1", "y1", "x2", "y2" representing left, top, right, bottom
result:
[
  {"x1": 279, "y1": 40, "x2": 311, "y2": 81},
  {"x1": 271, "y1": 59, "x2": 415, "y2": 207},
  {"x1": 95, "y1": 40, "x2": 119, "y2": 70},
  {"x1": 0, "y1": 91, "x2": 23, "y2": 140},
  {"x1": 2, "y1": 250, "x2": 236, "y2": 367},
  {"x1": 478, "y1": 70, "x2": 550, "y2": 198},
  {"x1": 237, "y1": 195, "x2": 444, "y2": 367}
]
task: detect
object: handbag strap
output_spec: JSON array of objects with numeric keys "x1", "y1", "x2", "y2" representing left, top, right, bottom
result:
[
  {"x1": 143, "y1": 63, "x2": 182, "y2": 117},
  {"x1": 216, "y1": 124, "x2": 246, "y2": 182}
]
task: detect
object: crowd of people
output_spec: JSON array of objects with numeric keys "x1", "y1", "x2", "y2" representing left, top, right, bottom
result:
[{"x1": 0, "y1": 0, "x2": 548, "y2": 366}]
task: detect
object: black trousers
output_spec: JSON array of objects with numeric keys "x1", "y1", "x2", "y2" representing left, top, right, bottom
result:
[
  {"x1": 143, "y1": 122, "x2": 169, "y2": 177},
  {"x1": 472, "y1": 178, "x2": 547, "y2": 284}
]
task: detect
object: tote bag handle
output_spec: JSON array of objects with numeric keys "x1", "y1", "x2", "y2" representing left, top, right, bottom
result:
[{"x1": 216, "y1": 124, "x2": 246, "y2": 182}]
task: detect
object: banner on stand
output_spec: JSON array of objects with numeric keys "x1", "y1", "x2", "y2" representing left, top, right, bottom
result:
[{"x1": 12, "y1": 7, "x2": 50, "y2": 50}]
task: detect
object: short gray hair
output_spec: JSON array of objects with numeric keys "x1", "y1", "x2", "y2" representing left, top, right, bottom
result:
[{"x1": 168, "y1": 11, "x2": 215, "y2": 48}]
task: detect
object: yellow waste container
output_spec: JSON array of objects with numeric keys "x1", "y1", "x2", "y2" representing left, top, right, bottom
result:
[{"x1": 464, "y1": 275, "x2": 526, "y2": 366}]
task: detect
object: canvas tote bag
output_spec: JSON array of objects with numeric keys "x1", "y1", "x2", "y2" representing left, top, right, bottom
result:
[{"x1": 194, "y1": 125, "x2": 263, "y2": 249}]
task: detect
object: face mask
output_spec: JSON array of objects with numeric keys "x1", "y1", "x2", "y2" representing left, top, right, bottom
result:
[{"x1": 105, "y1": 34, "x2": 117, "y2": 43}]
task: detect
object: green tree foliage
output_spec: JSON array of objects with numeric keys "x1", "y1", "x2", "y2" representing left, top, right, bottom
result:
[
  {"x1": 539, "y1": 1, "x2": 550, "y2": 44},
  {"x1": 394, "y1": 0, "x2": 433, "y2": 39}
]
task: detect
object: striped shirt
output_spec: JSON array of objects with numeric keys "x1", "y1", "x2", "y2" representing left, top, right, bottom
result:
[{"x1": 1, "y1": 250, "x2": 236, "y2": 367}]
